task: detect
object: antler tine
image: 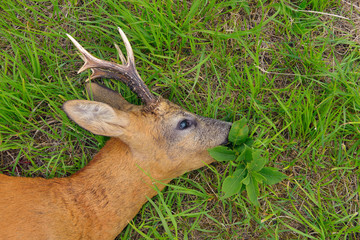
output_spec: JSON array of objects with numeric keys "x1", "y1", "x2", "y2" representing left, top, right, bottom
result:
[
  {"x1": 66, "y1": 33, "x2": 122, "y2": 74},
  {"x1": 66, "y1": 29, "x2": 157, "y2": 106},
  {"x1": 117, "y1": 27, "x2": 135, "y2": 66},
  {"x1": 114, "y1": 43, "x2": 126, "y2": 65}
]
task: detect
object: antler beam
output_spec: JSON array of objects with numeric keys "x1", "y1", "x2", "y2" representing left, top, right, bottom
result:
[{"x1": 66, "y1": 27, "x2": 157, "y2": 106}]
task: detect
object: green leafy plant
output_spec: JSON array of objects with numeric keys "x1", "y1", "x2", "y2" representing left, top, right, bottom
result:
[{"x1": 209, "y1": 118, "x2": 287, "y2": 206}]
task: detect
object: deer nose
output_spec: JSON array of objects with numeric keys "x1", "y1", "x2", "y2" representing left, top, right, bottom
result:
[
  {"x1": 221, "y1": 138, "x2": 229, "y2": 145},
  {"x1": 220, "y1": 122, "x2": 232, "y2": 145}
]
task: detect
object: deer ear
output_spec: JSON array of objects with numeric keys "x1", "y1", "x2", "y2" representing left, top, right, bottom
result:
[
  {"x1": 85, "y1": 82, "x2": 134, "y2": 111},
  {"x1": 63, "y1": 100, "x2": 129, "y2": 137}
]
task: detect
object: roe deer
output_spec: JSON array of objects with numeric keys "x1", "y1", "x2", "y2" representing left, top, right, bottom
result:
[{"x1": 0, "y1": 27, "x2": 231, "y2": 239}]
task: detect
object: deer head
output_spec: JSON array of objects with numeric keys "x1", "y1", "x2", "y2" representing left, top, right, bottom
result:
[{"x1": 63, "y1": 28, "x2": 231, "y2": 180}]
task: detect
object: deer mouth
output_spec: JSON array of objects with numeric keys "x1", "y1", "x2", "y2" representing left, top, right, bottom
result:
[
  {"x1": 221, "y1": 138, "x2": 229, "y2": 145},
  {"x1": 220, "y1": 122, "x2": 232, "y2": 146}
]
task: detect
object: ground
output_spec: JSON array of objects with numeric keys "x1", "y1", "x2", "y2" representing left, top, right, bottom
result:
[{"x1": 0, "y1": 0, "x2": 359, "y2": 239}]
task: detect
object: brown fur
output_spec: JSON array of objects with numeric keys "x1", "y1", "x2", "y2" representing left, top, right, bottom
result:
[
  {"x1": 0, "y1": 89, "x2": 231, "y2": 239},
  {"x1": 0, "y1": 30, "x2": 231, "y2": 239},
  {"x1": 0, "y1": 140, "x2": 168, "y2": 239}
]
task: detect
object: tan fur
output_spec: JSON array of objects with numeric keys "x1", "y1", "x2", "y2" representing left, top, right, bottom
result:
[
  {"x1": 0, "y1": 29, "x2": 231, "y2": 239},
  {"x1": 0, "y1": 140, "x2": 169, "y2": 239},
  {"x1": 0, "y1": 97, "x2": 230, "y2": 239}
]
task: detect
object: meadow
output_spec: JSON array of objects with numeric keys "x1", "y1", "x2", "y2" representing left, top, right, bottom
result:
[{"x1": 0, "y1": 0, "x2": 359, "y2": 239}]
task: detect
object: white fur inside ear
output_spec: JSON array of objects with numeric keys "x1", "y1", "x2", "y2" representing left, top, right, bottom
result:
[
  {"x1": 73, "y1": 102, "x2": 116, "y2": 123},
  {"x1": 63, "y1": 100, "x2": 129, "y2": 137}
]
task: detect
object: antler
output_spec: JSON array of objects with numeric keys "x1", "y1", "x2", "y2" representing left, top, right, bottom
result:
[{"x1": 66, "y1": 27, "x2": 157, "y2": 106}]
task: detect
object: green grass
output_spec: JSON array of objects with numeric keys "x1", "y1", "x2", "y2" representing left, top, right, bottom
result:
[{"x1": 1, "y1": 0, "x2": 359, "y2": 239}]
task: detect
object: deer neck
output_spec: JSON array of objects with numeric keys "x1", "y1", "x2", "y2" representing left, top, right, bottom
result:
[{"x1": 66, "y1": 138, "x2": 170, "y2": 237}]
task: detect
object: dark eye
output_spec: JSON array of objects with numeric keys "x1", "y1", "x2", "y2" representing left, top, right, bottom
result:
[{"x1": 177, "y1": 119, "x2": 192, "y2": 130}]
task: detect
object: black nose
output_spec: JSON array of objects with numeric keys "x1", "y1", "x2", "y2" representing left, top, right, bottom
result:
[
  {"x1": 220, "y1": 138, "x2": 229, "y2": 145},
  {"x1": 220, "y1": 122, "x2": 232, "y2": 145}
]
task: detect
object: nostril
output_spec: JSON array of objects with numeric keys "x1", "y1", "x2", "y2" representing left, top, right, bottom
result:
[
  {"x1": 220, "y1": 122, "x2": 232, "y2": 145},
  {"x1": 220, "y1": 138, "x2": 229, "y2": 145}
]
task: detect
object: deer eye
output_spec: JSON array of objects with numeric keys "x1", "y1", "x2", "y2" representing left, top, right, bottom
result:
[{"x1": 177, "y1": 119, "x2": 193, "y2": 130}]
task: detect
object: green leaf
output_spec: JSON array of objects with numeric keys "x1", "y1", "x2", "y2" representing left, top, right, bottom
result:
[
  {"x1": 246, "y1": 175, "x2": 259, "y2": 206},
  {"x1": 229, "y1": 118, "x2": 249, "y2": 145},
  {"x1": 248, "y1": 150, "x2": 267, "y2": 172},
  {"x1": 252, "y1": 148, "x2": 263, "y2": 160},
  {"x1": 208, "y1": 146, "x2": 236, "y2": 162},
  {"x1": 252, "y1": 171, "x2": 267, "y2": 183},
  {"x1": 259, "y1": 167, "x2": 287, "y2": 185},
  {"x1": 237, "y1": 144, "x2": 253, "y2": 163},
  {"x1": 244, "y1": 138, "x2": 254, "y2": 147},
  {"x1": 221, "y1": 166, "x2": 246, "y2": 199},
  {"x1": 242, "y1": 172, "x2": 251, "y2": 185}
]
